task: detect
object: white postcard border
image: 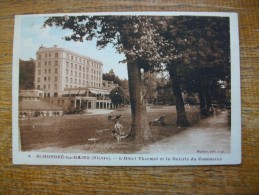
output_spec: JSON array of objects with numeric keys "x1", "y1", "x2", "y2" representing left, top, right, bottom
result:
[{"x1": 12, "y1": 12, "x2": 241, "y2": 166}]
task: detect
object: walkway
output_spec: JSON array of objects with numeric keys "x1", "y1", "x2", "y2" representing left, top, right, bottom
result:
[{"x1": 137, "y1": 111, "x2": 231, "y2": 154}]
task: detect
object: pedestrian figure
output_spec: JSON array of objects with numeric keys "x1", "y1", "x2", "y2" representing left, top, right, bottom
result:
[{"x1": 112, "y1": 119, "x2": 126, "y2": 144}]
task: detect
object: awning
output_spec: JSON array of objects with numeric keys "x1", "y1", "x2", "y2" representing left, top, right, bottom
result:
[
  {"x1": 78, "y1": 90, "x2": 86, "y2": 95},
  {"x1": 89, "y1": 88, "x2": 110, "y2": 95},
  {"x1": 62, "y1": 91, "x2": 70, "y2": 95},
  {"x1": 89, "y1": 89, "x2": 98, "y2": 94},
  {"x1": 98, "y1": 90, "x2": 110, "y2": 95},
  {"x1": 69, "y1": 90, "x2": 79, "y2": 94}
]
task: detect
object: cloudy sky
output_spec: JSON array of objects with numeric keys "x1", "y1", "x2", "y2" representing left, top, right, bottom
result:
[{"x1": 17, "y1": 15, "x2": 128, "y2": 79}]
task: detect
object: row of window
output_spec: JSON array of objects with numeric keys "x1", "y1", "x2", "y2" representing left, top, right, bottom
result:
[
  {"x1": 38, "y1": 53, "x2": 58, "y2": 60},
  {"x1": 64, "y1": 77, "x2": 100, "y2": 86},
  {"x1": 65, "y1": 61, "x2": 102, "y2": 75},
  {"x1": 64, "y1": 82, "x2": 101, "y2": 89},
  {"x1": 66, "y1": 54, "x2": 101, "y2": 69},
  {"x1": 37, "y1": 76, "x2": 58, "y2": 82},
  {"x1": 65, "y1": 69, "x2": 101, "y2": 82},
  {"x1": 37, "y1": 68, "x2": 58, "y2": 75},
  {"x1": 37, "y1": 84, "x2": 58, "y2": 90},
  {"x1": 38, "y1": 61, "x2": 58, "y2": 67},
  {"x1": 37, "y1": 51, "x2": 102, "y2": 69}
]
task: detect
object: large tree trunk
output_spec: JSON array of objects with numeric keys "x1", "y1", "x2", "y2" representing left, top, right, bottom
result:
[
  {"x1": 169, "y1": 65, "x2": 190, "y2": 127},
  {"x1": 126, "y1": 57, "x2": 153, "y2": 142},
  {"x1": 204, "y1": 86, "x2": 212, "y2": 112},
  {"x1": 197, "y1": 83, "x2": 207, "y2": 115}
]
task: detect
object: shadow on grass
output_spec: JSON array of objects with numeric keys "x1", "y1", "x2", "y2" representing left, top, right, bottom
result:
[{"x1": 19, "y1": 106, "x2": 201, "y2": 153}]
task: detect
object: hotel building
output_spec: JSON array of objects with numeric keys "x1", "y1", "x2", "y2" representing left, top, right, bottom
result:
[
  {"x1": 33, "y1": 45, "x2": 117, "y2": 111},
  {"x1": 35, "y1": 45, "x2": 103, "y2": 97}
]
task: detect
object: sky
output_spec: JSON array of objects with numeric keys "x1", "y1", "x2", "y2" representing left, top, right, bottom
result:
[{"x1": 18, "y1": 15, "x2": 128, "y2": 79}]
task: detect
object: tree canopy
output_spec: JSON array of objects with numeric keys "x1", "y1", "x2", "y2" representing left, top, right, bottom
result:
[{"x1": 19, "y1": 59, "x2": 35, "y2": 90}]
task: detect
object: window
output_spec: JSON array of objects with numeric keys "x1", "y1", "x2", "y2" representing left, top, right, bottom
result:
[
  {"x1": 66, "y1": 54, "x2": 69, "y2": 59},
  {"x1": 55, "y1": 68, "x2": 58, "y2": 74},
  {"x1": 44, "y1": 85, "x2": 46, "y2": 89},
  {"x1": 83, "y1": 73, "x2": 85, "y2": 79},
  {"x1": 38, "y1": 55, "x2": 41, "y2": 60},
  {"x1": 55, "y1": 76, "x2": 58, "y2": 82},
  {"x1": 37, "y1": 85, "x2": 40, "y2": 89},
  {"x1": 44, "y1": 69, "x2": 47, "y2": 74},
  {"x1": 48, "y1": 84, "x2": 50, "y2": 89},
  {"x1": 48, "y1": 77, "x2": 50, "y2": 81},
  {"x1": 75, "y1": 79, "x2": 77, "y2": 84},
  {"x1": 79, "y1": 79, "x2": 81, "y2": 85},
  {"x1": 83, "y1": 66, "x2": 85, "y2": 72},
  {"x1": 38, "y1": 62, "x2": 41, "y2": 67},
  {"x1": 66, "y1": 77, "x2": 68, "y2": 83},
  {"x1": 75, "y1": 71, "x2": 77, "y2": 77},
  {"x1": 44, "y1": 77, "x2": 47, "y2": 81},
  {"x1": 71, "y1": 55, "x2": 73, "y2": 60},
  {"x1": 48, "y1": 61, "x2": 51, "y2": 66},
  {"x1": 49, "y1": 53, "x2": 51, "y2": 58},
  {"x1": 45, "y1": 61, "x2": 47, "y2": 66},
  {"x1": 70, "y1": 78, "x2": 72, "y2": 83},
  {"x1": 66, "y1": 69, "x2": 68, "y2": 75},
  {"x1": 54, "y1": 84, "x2": 57, "y2": 89},
  {"x1": 79, "y1": 72, "x2": 81, "y2": 77},
  {"x1": 48, "y1": 69, "x2": 51, "y2": 73},
  {"x1": 45, "y1": 54, "x2": 47, "y2": 59},
  {"x1": 75, "y1": 64, "x2": 77, "y2": 70},
  {"x1": 66, "y1": 61, "x2": 69, "y2": 68},
  {"x1": 55, "y1": 53, "x2": 58, "y2": 58},
  {"x1": 37, "y1": 77, "x2": 40, "y2": 82},
  {"x1": 71, "y1": 70, "x2": 73, "y2": 76},
  {"x1": 71, "y1": 63, "x2": 73, "y2": 69},
  {"x1": 79, "y1": 65, "x2": 81, "y2": 71},
  {"x1": 55, "y1": 60, "x2": 58, "y2": 66},
  {"x1": 38, "y1": 70, "x2": 41, "y2": 75},
  {"x1": 54, "y1": 93, "x2": 58, "y2": 97}
]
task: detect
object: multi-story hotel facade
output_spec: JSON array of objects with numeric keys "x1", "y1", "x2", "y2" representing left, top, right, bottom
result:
[
  {"x1": 28, "y1": 45, "x2": 118, "y2": 112},
  {"x1": 35, "y1": 45, "x2": 103, "y2": 97}
]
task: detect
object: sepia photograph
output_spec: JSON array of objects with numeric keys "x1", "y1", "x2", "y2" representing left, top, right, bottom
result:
[{"x1": 12, "y1": 12, "x2": 241, "y2": 166}]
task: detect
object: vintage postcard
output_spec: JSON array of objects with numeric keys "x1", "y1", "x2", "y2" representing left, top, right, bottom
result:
[{"x1": 12, "y1": 12, "x2": 241, "y2": 166}]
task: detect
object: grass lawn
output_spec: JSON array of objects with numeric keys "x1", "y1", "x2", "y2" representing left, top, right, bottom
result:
[{"x1": 19, "y1": 106, "x2": 201, "y2": 153}]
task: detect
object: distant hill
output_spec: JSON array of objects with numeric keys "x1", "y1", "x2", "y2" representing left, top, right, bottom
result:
[{"x1": 19, "y1": 59, "x2": 35, "y2": 90}]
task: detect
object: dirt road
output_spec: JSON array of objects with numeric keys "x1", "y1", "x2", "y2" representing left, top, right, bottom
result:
[{"x1": 137, "y1": 111, "x2": 231, "y2": 154}]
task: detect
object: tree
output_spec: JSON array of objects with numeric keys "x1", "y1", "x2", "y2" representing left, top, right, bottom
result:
[
  {"x1": 103, "y1": 69, "x2": 122, "y2": 86},
  {"x1": 120, "y1": 79, "x2": 130, "y2": 104},
  {"x1": 159, "y1": 16, "x2": 230, "y2": 116},
  {"x1": 44, "y1": 15, "x2": 164, "y2": 142},
  {"x1": 19, "y1": 59, "x2": 35, "y2": 90},
  {"x1": 110, "y1": 86, "x2": 126, "y2": 108},
  {"x1": 142, "y1": 71, "x2": 158, "y2": 104}
]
